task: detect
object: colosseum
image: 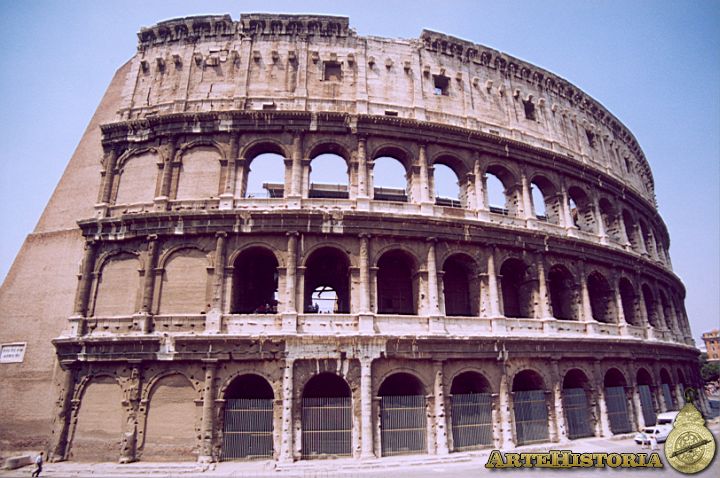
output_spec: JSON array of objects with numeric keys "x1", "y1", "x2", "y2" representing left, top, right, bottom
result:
[{"x1": 0, "y1": 13, "x2": 707, "y2": 464}]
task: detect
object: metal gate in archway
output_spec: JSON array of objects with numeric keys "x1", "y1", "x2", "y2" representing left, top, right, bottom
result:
[
  {"x1": 562, "y1": 388, "x2": 593, "y2": 439},
  {"x1": 221, "y1": 398, "x2": 274, "y2": 460},
  {"x1": 381, "y1": 395, "x2": 427, "y2": 456},
  {"x1": 638, "y1": 385, "x2": 656, "y2": 426},
  {"x1": 604, "y1": 386, "x2": 632, "y2": 434},
  {"x1": 661, "y1": 383, "x2": 674, "y2": 409},
  {"x1": 513, "y1": 390, "x2": 549, "y2": 445},
  {"x1": 301, "y1": 396, "x2": 352, "y2": 458},
  {"x1": 450, "y1": 393, "x2": 493, "y2": 450}
]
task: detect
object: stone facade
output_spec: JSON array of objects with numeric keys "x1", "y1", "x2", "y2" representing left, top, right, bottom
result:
[{"x1": 0, "y1": 13, "x2": 703, "y2": 463}]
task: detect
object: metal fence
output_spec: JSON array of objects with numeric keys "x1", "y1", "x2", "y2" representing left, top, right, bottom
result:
[
  {"x1": 661, "y1": 383, "x2": 675, "y2": 409},
  {"x1": 301, "y1": 396, "x2": 352, "y2": 458},
  {"x1": 380, "y1": 395, "x2": 427, "y2": 456},
  {"x1": 450, "y1": 393, "x2": 493, "y2": 450},
  {"x1": 221, "y1": 398, "x2": 274, "y2": 460},
  {"x1": 638, "y1": 385, "x2": 657, "y2": 426},
  {"x1": 562, "y1": 388, "x2": 594, "y2": 439},
  {"x1": 513, "y1": 390, "x2": 549, "y2": 445},
  {"x1": 604, "y1": 386, "x2": 632, "y2": 434}
]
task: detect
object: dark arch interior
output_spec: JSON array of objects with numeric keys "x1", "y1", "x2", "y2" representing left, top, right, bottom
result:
[
  {"x1": 604, "y1": 368, "x2": 627, "y2": 388},
  {"x1": 499, "y1": 259, "x2": 533, "y2": 318},
  {"x1": 677, "y1": 370, "x2": 686, "y2": 385},
  {"x1": 232, "y1": 248, "x2": 278, "y2": 313},
  {"x1": 450, "y1": 371, "x2": 491, "y2": 394},
  {"x1": 512, "y1": 370, "x2": 545, "y2": 392},
  {"x1": 443, "y1": 255, "x2": 476, "y2": 316},
  {"x1": 637, "y1": 368, "x2": 653, "y2": 386},
  {"x1": 303, "y1": 247, "x2": 350, "y2": 313},
  {"x1": 548, "y1": 265, "x2": 575, "y2": 320},
  {"x1": 303, "y1": 373, "x2": 351, "y2": 398},
  {"x1": 587, "y1": 272, "x2": 614, "y2": 323},
  {"x1": 563, "y1": 369, "x2": 590, "y2": 389},
  {"x1": 379, "y1": 373, "x2": 424, "y2": 396},
  {"x1": 619, "y1": 279, "x2": 638, "y2": 325},
  {"x1": 660, "y1": 369, "x2": 672, "y2": 385},
  {"x1": 642, "y1": 285, "x2": 657, "y2": 327},
  {"x1": 225, "y1": 373, "x2": 274, "y2": 399},
  {"x1": 377, "y1": 250, "x2": 415, "y2": 315}
]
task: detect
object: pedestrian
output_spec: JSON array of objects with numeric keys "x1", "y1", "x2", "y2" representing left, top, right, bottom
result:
[
  {"x1": 649, "y1": 433, "x2": 658, "y2": 451},
  {"x1": 31, "y1": 451, "x2": 43, "y2": 477},
  {"x1": 639, "y1": 431, "x2": 649, "y2": 449}
]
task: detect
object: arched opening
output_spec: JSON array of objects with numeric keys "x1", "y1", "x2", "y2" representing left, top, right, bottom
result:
[
  {"x1": 619, "y1": 278, "x2": 639, "y2": 326},
  {"x1": 303, "y1": 247, "x2": 350, "y2": 313},
  {"x1": 562, "y1": 369, "x2": 595, "y2": 439},
  {"x1": 71, "y1": 377, "x2": 123, "y2": 461},
  {"x1": 639, "y1": 221, "x2": 656, "y2": 258},
  {"x1": 449, "y1": 372, "x2": 493, "y2": 450},
  {"x1": 587, "y1": 272, "x2": 616, "y2": 323},
  {"x1": 309, "y1": 153, "x2": 349, "y2": 199},
  {"x1": 677, "y1": 370, "x2": 687, "y2": 403},
  {"x1": 512, "y1": 370, "x2": 548, "y2": 445},
  {"x1": 548, "y1": 265, "x2": 576, "y2": 320},
  {"x1": 660, "y1": 368, "x2": 676, "y2": 410},
  {"x1": 499, "y1": 258, "x2": 534, "y2": 318},
  {"x1": 176, "y1": 146, "x2": 222, "y2": 200},
  {"x1": 603, "y1": 368, "x2": 632, "y2": 434},
  {"x1": 599, "y1": 198, "x2": 622, "y2": 242},
  {"x1": 232, "y1": 248, "x2": 279, "y2": 314},
  {"x1": 567, "y1": 187, "x2": 595, "y2": 233},
  {"x1": 379, "y1": 373, "x2": 427, "y2": 456},
  {"x1": 442, "y1": 254, "x2": 478, "y2": 316},
  {"x1": 434, "y1": 163, "x2": 461, "y2": 207},
  {"x1": 636, "y1": 368, "x2": 657, "y2": 426},
  {"x1": 485, "y1": 165, "x2": 520, "y2": 215},
  {"x1": 222, "y1": 374, "x2": 274, "y2": 460},
  {"x1": 377, "y1": 250, "x2": 416, "y2": 315},
  {"x1": 301, "y1": 373, "x2": 352, "y2": 459},
  {"x1": 642, "y1": 284, "x2": 658, "y2": 327},
  {"x1": 143, "y1": 374, "x2": 196, "y2": 461},
  {"x1": 373, "y1": 155, "x2": 408, "y2": 202},
  {"x1": 115, "y1": 152, "x2": 159, "y2": 205},
  {"x1": 622, "y1": 210, "x2": 640, "y2": 251},
  {"x1": 244, "y1": 152, "x2": 285, "y2": 198},
  {"x1": 93, "y1": 255, "x2": 140, "y2": 316},
  {"x1": 158, "y1": 249, "x2": 208, "y2": 315},
  {"x1": 531, "y1": 177, "x2": 562, "y2": 224}
]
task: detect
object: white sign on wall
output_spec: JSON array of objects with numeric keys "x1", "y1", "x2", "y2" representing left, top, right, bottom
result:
[{"x1": 0, "y1": 343, "x2": 27, "y2": 363}]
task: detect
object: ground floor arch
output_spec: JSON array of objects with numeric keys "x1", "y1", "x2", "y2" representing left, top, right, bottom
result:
[
  {"x1": 221, "y1": 374, "x2": 274, "y2": 460},
  {"x1": 301, "y1": 373, "x2": 352, "y2": 458},
  {"x1": 378, "y1": 373, "x2": 427, "y2": 456},
  {"x1": 449, "y1": 371, "x2": 493, "y2": 450},
  {"x1": 511, "y1": 370, "x2": 549, "y2": 445},
  {"x1": 636, "y1": 368, "x2": 657, "y2": 427},
  {"x1": 603, "y1": 368, "x2": 632, "y2": 434},
  {"x1": 561, "y1": 369, "x2": 595, "y2": 439},
  {"x1": 70, "y1": 377, "x2": 123, "y2": 462}
]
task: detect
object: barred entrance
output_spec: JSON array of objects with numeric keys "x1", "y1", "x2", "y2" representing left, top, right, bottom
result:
[
  {"x1": 512, "y1": 370, "x2": 549, "y2": 445},
  {"x1": 562, "y1": 388, "x2": 593, "y2": 439},
  {"x1": 638, "y1": 385, "x2": 656, "y2": 426},
  {"x1": 379, "y1": 373, "x2": 427, "y2": 456},
  {"x1": 221, "y1": 374, "x2": 274, "y2": 460},
  {"x1": 301, "y1": 373, "x2": 351, "y2": 459},
  {"x1": 605, "y1": 386, "x2": 632, "y2": 433},
  {"x1": 661, "y1": 383, "x2": 674, "y2": 410},
  {"x1": 562, "y1": 369, "x2": 594, "y2": 439},
  {"x1": 450, "y1": 371, "x2": 493, "y2": 450}
]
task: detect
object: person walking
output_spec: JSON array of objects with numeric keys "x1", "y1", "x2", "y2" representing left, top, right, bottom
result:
[{"x1": 31, "y1": 451, "x2": 43, "y2": 477}]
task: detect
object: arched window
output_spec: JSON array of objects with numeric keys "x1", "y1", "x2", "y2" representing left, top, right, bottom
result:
[
  {"x1": 442, "y1": 254, "x2": 479, "y2": 316},
  {"x1": 303, "y1": 247, "x2": 350, "y2": 313},
  {"x1": 485, "y1": 165, "x2": 520, "y2": 216},
  {"x1": 562, "y1": 369, "x2": 595, "y2": 439},
  {"x1": 93, "y1": 254, "x2": 140, "y2": 316},
  {"x1": 373, "y1": 156, "x2": 408, "y2": 202},
  {"x1": 531, "y1": 183, "x2": 547, "y2": 218},
  {"x1": 449, "y1": 372, "x2": 493, "y2": 450},
  {"x1": 530, "y1": 177, "x2": 562, "y2": 224},
  {"x1": 499, "y1": 258, "x2": 533, "y2": 318},
  {"x1": 619, "y1": 278, "x2": 639, "y2": 326},
  {"x1": 567, "y1": 187, "x2": 595, "y2": 233},
  {"x1": 377, "y1": 250, "x2": 416, "y2": 315},
  {"x1": 176, "y1": 146, "x2": 222, "y2": 199},
  {"x1": 512, "y1": 370, "x2": 548, "y2": 445},
  {"x1": 622, "y1": 210, "x2": 640, "y2": 251},
  {"x1": 548, "y1": 265, "x2": 576, "y2": 320},
  {"x1": 115, "y1": 152, "x2": 159, "y2": 205},
  {"x1": 244, "y1": 152, "x2": 285, "y2": 198},
  {"x1": 485, "y1": 173, "x2": 507, "y2": 213},
  {"x1": 301, "y1": 373, "x2": 352, "y2": 458},
  {"x1": 642, "y1": 284, "x2": 658, "y2": 327},
  {"x1": 433, "y1": 163, "x2": 461, "y2": 207},
  {"x1": 378, "y1": 373, "x2": 427, "y2": 456},
  {"x1": 639, "y1": 221, "x2": 656, "y2": 258},
  {"x1": 599, "y1": 198, "x2": 622, "y2": 242},
  {"x1": 158, "y1": 249, "x2": 208, "y2": 315},
  {"x1": 222, "y1": 374, "x2": 274, "y2": 460},
  {"x1": 231, "y1": 247, "x2": 279, "y2": 314},
  {"x1": 587, "y1": 272, "x2": 616, "y2": 323},
  {"x1": 309, "y1": 153, "x2": 349, "y2": 199},
  {"x1": 144, "y1": 374, "x2": 197, "y2": 461}
]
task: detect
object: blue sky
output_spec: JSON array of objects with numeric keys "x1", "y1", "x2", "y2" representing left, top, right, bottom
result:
[{"x1": 0, "y1": 0, "x2": 718, "y2": 344}]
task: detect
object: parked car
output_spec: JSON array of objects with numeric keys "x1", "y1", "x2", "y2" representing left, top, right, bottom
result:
[{"x1": 633, "y1": 411, "x2": 679, "y2": 445}]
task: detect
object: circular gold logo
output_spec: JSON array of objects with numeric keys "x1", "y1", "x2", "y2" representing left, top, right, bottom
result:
[{"x1": 664, "y1": 389, "x2": 717, "y2": 474}]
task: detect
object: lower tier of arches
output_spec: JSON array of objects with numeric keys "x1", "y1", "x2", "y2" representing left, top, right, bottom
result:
[{"x1": 49, "y1": 337, "x2": 705, "y2": 463}]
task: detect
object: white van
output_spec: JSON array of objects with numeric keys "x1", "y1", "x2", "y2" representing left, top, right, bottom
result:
[{"x1": 633, "y1": 411, "x2": 679, "y2": 445}]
